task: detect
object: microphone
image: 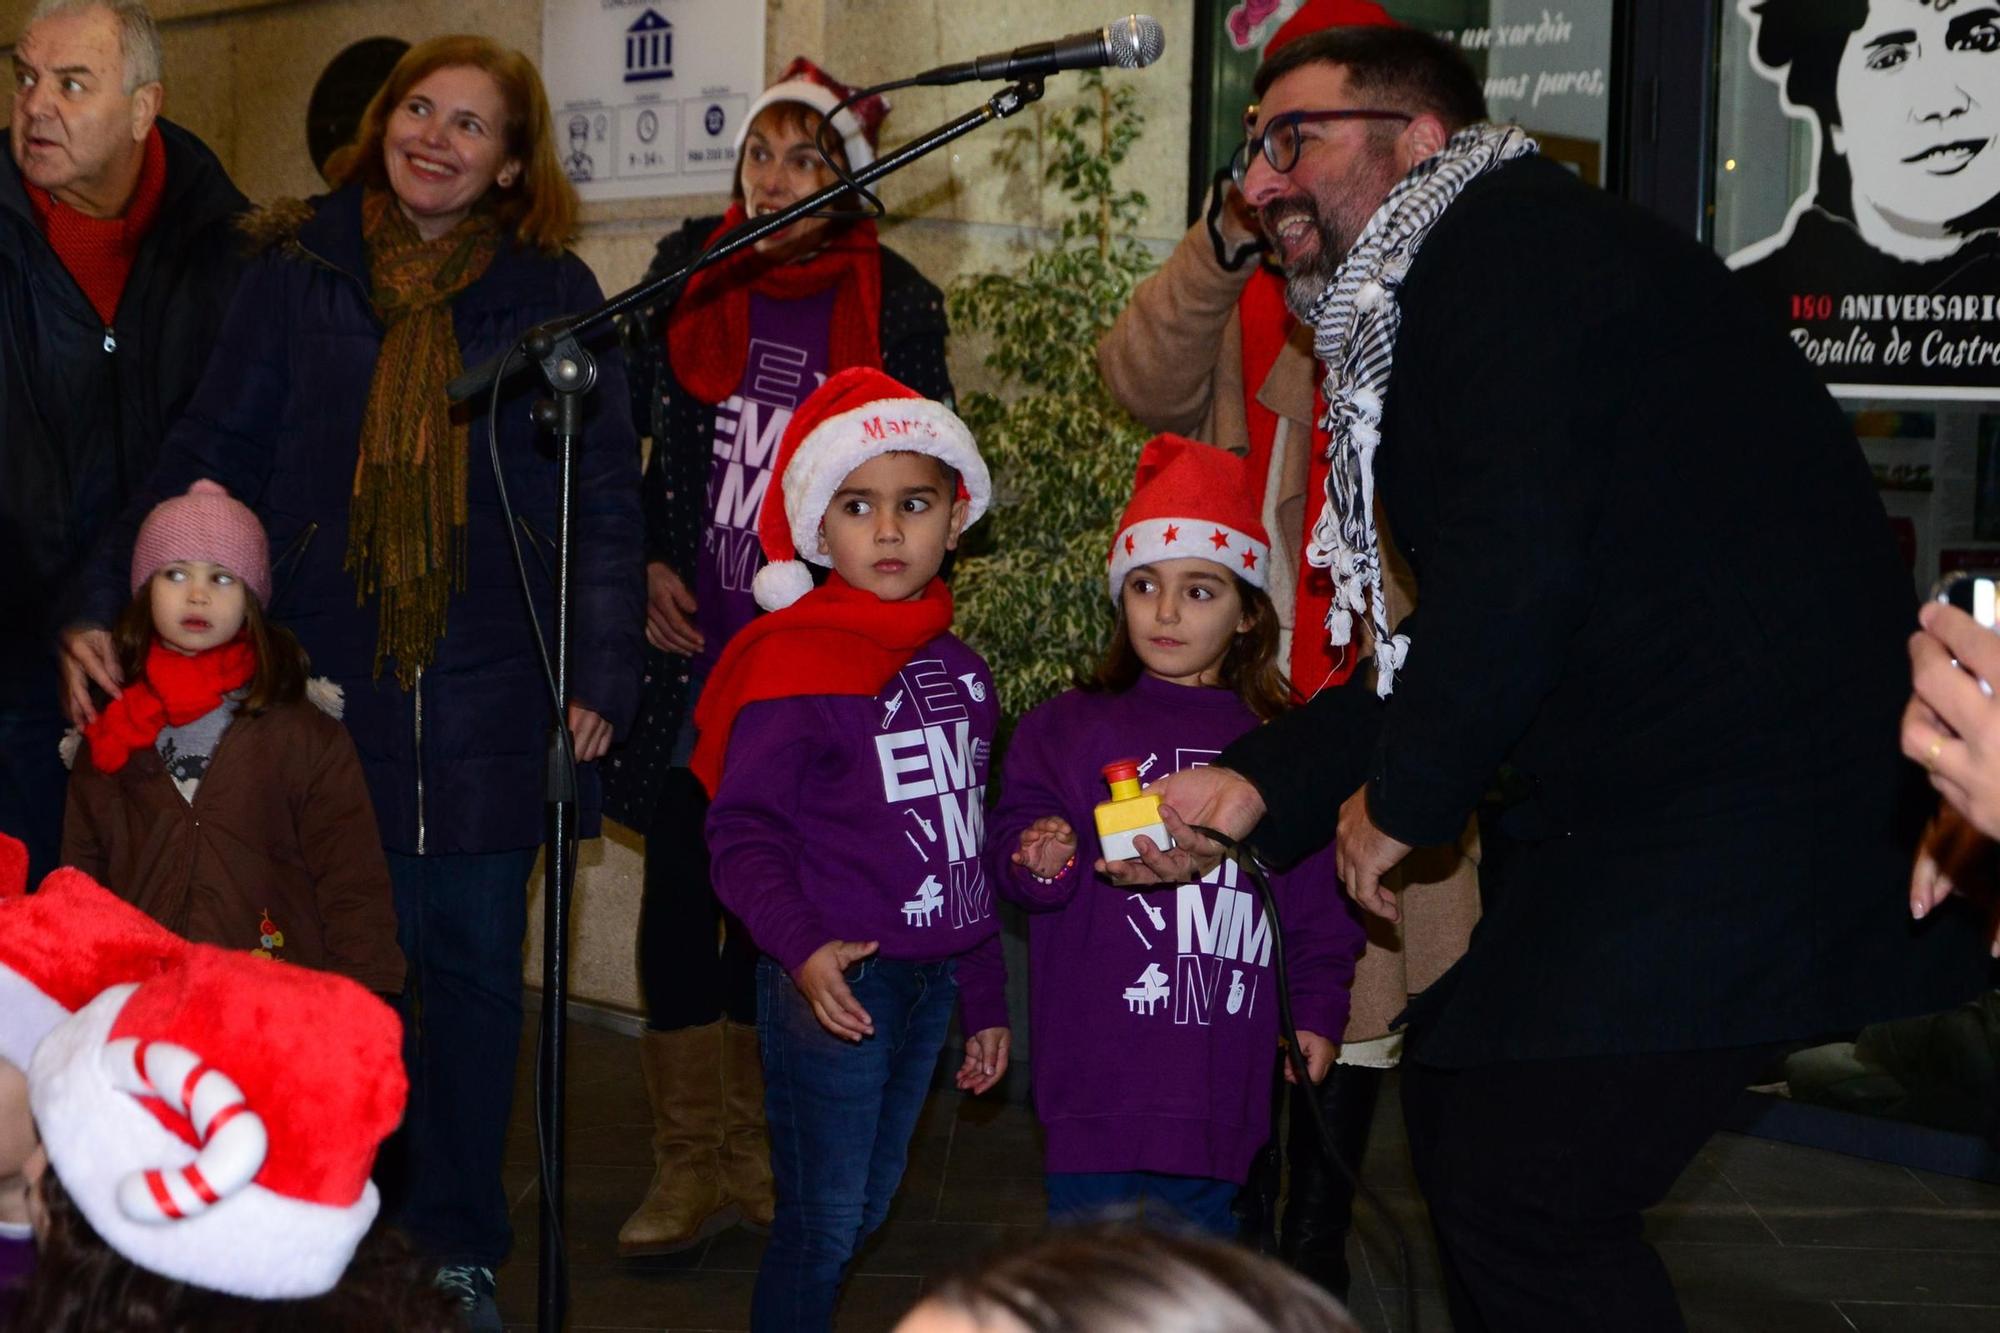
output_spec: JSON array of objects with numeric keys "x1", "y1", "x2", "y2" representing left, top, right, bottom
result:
[{"x1": 915, "y1": 15, "x2": 1166, "y2": 87}]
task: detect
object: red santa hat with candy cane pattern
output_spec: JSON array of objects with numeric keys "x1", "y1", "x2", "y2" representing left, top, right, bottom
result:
[
  {"x1": 1108, "y1": 434, "x2": 1271, "y2": 601},
  {"x1": 0, "y1": 832, "x2": 190, "y2": 1074},
  {"x1": 28, "y1": 942, "x2": 406, "y2": 1299},
  {"x1": 751, "y1": 366, "x2": 990, "y2": 611}
]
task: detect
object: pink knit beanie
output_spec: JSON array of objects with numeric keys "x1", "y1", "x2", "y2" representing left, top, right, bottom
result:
[{"x1": 130, "y1": 481, "x2": 272, "y2": 605}]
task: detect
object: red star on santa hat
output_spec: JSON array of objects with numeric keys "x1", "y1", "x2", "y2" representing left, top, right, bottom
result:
[
  {"x1": 1209, "y1": 528, "x2": 1230, "y2": 550},
  {"x1": 1125, "y1": 533, "x2": 1136, "y2": 555},
  {"x1": 1163, "y1": 524, "x2": 1179, "y2": 544},
  {"x1": 1241, "y1": 548, "x2": 1259, "y2": 571}
]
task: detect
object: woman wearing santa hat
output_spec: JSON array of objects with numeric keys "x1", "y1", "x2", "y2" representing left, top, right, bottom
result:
[{"x1": 604, "y1": 57, "x2": 958, "y2": 1257}]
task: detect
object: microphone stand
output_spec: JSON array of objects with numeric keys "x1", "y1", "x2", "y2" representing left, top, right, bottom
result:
[{"x1": 449, "y1": 74, "x2": 1048, "y2": 1333}]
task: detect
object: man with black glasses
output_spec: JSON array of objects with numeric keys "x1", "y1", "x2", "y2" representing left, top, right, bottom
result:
[{"x1": 1106, "y1": 25, "x2": 1989, "y2": 1333}]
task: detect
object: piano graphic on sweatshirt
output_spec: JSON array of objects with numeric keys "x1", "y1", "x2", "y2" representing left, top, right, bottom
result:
[{"x1": 1123, "y1": 962, "x2": 1170, "y2": 1016}]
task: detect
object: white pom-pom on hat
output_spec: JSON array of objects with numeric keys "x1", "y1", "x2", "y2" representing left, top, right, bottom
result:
[{"x1": 752, "y1": 559, "x2": 816, "y2": 612}]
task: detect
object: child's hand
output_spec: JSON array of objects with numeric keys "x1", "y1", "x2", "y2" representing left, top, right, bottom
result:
[
  {"x1": 1284, "y1": 1030, "x2": 1339, "y2": 1085},
  {"x1": 791, "y1": 939, "x2": 880, "y2": 1042},
  {"x1": 957, "y1": 1026, "x2": 1011, "y2": 1095},
  {"x1": 1012, "y1": 816, "x2": 1078, "y2": 880}
]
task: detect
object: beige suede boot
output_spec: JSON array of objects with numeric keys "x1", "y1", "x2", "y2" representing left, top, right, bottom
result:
[
  {"x1": 617, "y1": 1024, "x2": 739, "y2": 1255},
  {"x1": 719, "y1": 1020, "x2": 775, "y2": 1230}
]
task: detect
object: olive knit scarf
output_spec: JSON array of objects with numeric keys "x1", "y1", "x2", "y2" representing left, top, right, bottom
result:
[{"x1": 346, "y1": 188, "x2": 501, "y2": 686}]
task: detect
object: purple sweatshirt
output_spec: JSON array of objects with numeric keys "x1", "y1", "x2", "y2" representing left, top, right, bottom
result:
[
  {"x1": 707, "y1": 633, "x2": 1008, "y2": 1034},
  {"x1": 691, "y1": 290, "x2": 835, "y2": 679},
  {"x1": 0, "y1": 1224, "x2": 31, "y2": 1327},
  {"x1": 988, "y1": 674, "x2": 1365, "y2": 1183}
]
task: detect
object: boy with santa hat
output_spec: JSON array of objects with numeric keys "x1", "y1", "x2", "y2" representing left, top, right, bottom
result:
[{"x1": 692, "y1": 367, "x2": 1007, "y2": 1330}]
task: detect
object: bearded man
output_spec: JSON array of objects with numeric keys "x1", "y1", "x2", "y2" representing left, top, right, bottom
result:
[{"x1": 1106, "y1": 25, "x2": 1988, "y2": 1333}]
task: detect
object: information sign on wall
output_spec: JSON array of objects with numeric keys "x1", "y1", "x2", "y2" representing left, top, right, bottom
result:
[{"x1": 540, "y1": 0, "x2": 766, "y2": 201}]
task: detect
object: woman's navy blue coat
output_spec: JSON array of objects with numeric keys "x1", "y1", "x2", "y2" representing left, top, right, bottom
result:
[{"x1": 80, "y1": 186, "x2": 644, "y2": 854}]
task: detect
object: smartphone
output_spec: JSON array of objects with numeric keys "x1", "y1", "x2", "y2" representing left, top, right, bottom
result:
[{"x1": 1931, "y1": 570, "x2": 2000, "y2": 629}]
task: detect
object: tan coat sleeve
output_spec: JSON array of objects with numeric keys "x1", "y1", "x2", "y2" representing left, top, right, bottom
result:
[{"x1": 1098, "y1": 219, "x2": 1258, "y2": 437}]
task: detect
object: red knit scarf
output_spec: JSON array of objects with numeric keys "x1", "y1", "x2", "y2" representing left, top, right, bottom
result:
[
  {"x1": 27, "y1": 126, "x2": 167, "y2": 326},
  {"x1": 1238, "y1": 268, "x2": 1355, "y2": 702},
  {"x1": 84, "y1": 636, "x2": 256, "y2": 774},
  {"x1": 665, "y1": 203, "x2": 882, "y2": 405},
  {"x1": 690, "y1": 573, "x2": 952, "y2": 795}
]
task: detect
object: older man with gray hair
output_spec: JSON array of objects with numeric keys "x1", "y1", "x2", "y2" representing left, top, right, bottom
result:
[{"x1": 1, "y1": 0, "x2": 246, "y2": 883}]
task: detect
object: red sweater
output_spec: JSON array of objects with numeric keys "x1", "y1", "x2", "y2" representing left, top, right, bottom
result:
[{"x1": 26, "y1": 126, "x2": 167, "y2": 325}]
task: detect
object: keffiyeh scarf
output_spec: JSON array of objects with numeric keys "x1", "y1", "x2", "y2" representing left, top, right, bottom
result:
[{"x1": 1303, "y1": 123, "x2": 1537, "y2": 698}]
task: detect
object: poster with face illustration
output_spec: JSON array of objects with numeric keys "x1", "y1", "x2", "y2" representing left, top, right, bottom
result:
[{"x1": 1726, "y1": 0, "x2": 2000, "y2": 398}]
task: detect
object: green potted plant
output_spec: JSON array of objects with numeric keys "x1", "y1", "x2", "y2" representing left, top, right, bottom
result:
[{"x1": 950, "y1": 73, "x2": 1159, "y2": 725}]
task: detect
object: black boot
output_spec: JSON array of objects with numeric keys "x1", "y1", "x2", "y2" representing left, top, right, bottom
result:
[{"x1": 1279, "y1": 1062, "x2": 1385, "y2": 1301}]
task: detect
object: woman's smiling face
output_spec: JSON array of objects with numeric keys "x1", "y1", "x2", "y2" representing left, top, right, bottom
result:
[
  {"x1": 1835, "y1": 0, "x2": 2000, "y2": 233},
  {"x1": 382, "y1": 64, "x2": 521, "y2": 240}
]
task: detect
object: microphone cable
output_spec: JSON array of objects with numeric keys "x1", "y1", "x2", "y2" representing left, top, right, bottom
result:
[
  {"x1": 483, "y1": 334, "x2": 580, "y2": 1308},
  {"x1": 812, "y1": 77, "x2": 926, "y2": 223},
  {"x1": 1185, "y1": 824, "x2": 1420, "y2": 1333}
]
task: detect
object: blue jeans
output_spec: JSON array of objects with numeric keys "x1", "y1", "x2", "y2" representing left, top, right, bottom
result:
[
  {"x1": 753, "y1": 953, "x2": 957, "y2": 1332},
  {"x1": 388, "y1": 848, "x2": 537, "y2": 1268},
  {"x1": 1046, "y1": 1171, "x2": 1241, "y2": 1238},
  {"x1": 0, "y1": 706, "x2": 67, "y2": 889}
]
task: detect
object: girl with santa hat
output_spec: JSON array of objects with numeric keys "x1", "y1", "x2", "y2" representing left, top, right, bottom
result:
[{"x1": 987, "y1": 435, "x2": 1363, "y2": 1238}]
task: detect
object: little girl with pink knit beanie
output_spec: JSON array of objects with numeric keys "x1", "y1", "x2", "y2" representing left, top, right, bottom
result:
[{"x1": 61, "y1": 481, "x2": 404, "y2": 996}]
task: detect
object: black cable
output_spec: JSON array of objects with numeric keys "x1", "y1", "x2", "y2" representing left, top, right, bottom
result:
[
  {"x1": 1205, "y1": 166, "x2": 1265, "y2": 272},
  {"x1": 484, "y1": 336, "x2": 576, "y2": 1290},
  {"x1": 810, "y1": 78, "x2": 928, "y2": 221},
  {"x1": 1186, "y1": 824, "x2": 1419, "y2": 1333}
]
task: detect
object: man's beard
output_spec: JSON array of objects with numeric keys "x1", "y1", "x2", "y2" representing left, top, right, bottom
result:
[
  {"x1": 1268, "y1": 205, "x2": 1345, "y2": 319},
  {"x1": 1262, "y1": 151, "x2": 1403, "y2": 320}
]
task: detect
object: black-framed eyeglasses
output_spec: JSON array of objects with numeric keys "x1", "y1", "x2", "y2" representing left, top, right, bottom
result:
[{"x1": 1229, "y1": 109, "x2": 1414, "y2": 188}]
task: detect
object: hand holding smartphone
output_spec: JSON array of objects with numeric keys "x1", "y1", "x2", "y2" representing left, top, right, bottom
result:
[
  {"x1": 1930, "y1": 571, "x2": 2000, "y2": 696},
  {"x1": 1932, "y1": 570, "x2": 2000, "y2": 630}
]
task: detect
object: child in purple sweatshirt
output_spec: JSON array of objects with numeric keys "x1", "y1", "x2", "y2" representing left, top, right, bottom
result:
[
  {"x1": 989, "y1": 435, "x2": 1365, "y2": 1236},
  {"x1": 695, "y1": 369, "x2": 1008, "y2": 1332}
]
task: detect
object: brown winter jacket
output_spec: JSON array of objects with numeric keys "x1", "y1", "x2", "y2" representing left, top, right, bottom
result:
[
  {"x1": 1098, "y1": 215, "x2": 1480, "y2": 1046},
  {"x1": 62, "y1": 692, "x2": 404, "y2": 994}
]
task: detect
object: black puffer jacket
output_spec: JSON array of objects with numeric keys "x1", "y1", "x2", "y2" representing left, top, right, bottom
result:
[
  {"x1": 602, "y1": 216, "x2": 953, "y2": 829},
  {"x1": 0, "y1": 120, "x2": 247, "y2": 709}
]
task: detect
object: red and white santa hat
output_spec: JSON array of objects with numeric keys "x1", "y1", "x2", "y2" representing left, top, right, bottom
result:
[
  {"x1": 737, "y1": 55, "x2": 890, "y2": 171},
  {"x1": 752, "y1": 366, "x2": 990, "y2": 611},
  {"x1": 1264, "y1": 0, "x2": 1400, "y2": 55},
  {"x1": 29, "y1": 943, "x2": 407, "y2": 1300},
  {"x1": 0, "y1": 833, "x2": 190, "y2": 1074},
  {"x1": 1108, "y1": 434, "x2": 1271, "y2": 601}
]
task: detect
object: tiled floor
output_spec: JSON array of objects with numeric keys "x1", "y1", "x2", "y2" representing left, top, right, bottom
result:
[{"x1": 495, "y1": 1021, "x2": 2000, "y2": 1332}]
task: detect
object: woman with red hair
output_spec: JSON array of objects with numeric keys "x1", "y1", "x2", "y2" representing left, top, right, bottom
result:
[{"x1": 67, "y1": 35, "x2": 643, "y2": 1329}]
